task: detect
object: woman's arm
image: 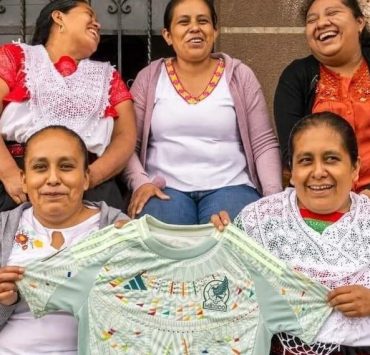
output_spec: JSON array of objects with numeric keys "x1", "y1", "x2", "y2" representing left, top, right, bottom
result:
[
  {"x1": 0, "y1": 265, "x2": 24, "y2": 330},
  {"x1": 248, "y1": 86, "x2": 282, "y2": 195},
  {"x1": 88, "y1": 99, "x2": 136, "y2": 188},
  {"x1": 122, "y1": 64, "x2": 170, "y2": 217},
  {"x1": 121, "y1": 68, "x2": 151, "y2": 191},
  {"x1": 0, "y1": 79, "x2": 27, "y2": 204},
  {"x1": 0, "y1": 266, "x2": 24, "y2": 306},
  {"x1": 274, "y1": 62, "x2": 308, "y2": 166},
  {"x1": 238, "y1": 65, "x2": 282, "y2": 195}
]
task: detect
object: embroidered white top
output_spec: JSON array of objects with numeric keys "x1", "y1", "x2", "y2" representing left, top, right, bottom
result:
[
  {"x1": 235, "y1": 188, "x2": 370, "y2": 346},
  {"x1": 0, "y1": 44, "x2": 114, "y2": 156}
]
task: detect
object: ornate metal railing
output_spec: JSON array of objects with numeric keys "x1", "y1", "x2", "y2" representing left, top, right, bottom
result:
[
  {"x1": 0, "y1": 1, "x2": 5, "y2": 15},
  {"x1": 108, "y1": 0, "x2": 132, "y2": 72}
]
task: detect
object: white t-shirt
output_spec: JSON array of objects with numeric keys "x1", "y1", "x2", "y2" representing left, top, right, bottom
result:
[
  {"x1": 0, "y1": 207, "x2": 101, "y2": 355},
  {"x1": 146, "y1": 64, "x2": 253, "y2": 191}
]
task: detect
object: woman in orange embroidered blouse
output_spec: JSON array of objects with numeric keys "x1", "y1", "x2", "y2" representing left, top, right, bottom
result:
[
  {"x1": 124, "y1": 0, "x2": 282, "y2": 225},
  {"x1": 314, "y1": 59, "x2": 370, "y2": 191},
  {"x1": 274, "y1": 0, "x2": 370, "y2": 195}
]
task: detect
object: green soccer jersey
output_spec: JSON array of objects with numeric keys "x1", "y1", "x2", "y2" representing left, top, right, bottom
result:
[{"x1": 18, "y1": 215, "x2": 332, "y2": 355}]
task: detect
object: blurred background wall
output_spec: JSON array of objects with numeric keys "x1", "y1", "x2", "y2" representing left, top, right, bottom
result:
[{"x1": 0, "y1": 0, "x2": 311, "y2": 114}]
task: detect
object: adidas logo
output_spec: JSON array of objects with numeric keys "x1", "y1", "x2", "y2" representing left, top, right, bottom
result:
[{"x1": 123, "y1": 274, "x2": 147, "y2": 291}]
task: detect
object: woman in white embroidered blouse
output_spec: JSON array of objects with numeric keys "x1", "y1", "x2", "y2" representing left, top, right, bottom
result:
[
  {"x1": 0, "y1": 126, "x2": 127, "y2": 354},
  {"x1": 0, "y1": 0, "x2": 136, "y2": 211},
  {"x1": 212, "y1": 111, "x2": 370, "y2": 354}
]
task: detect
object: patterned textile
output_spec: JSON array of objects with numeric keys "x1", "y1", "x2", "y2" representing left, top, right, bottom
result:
[
  {"x1": 18, "y1": 215, "x2": 331, "y2": 355},
  {"x1": 270, "y1": 335, "x2": 370, "y2": 355},
  {"x1": 0, "y1": 43, "x2": 132, "y2": 117},
  {"x1": 20, "y1": 44, "x2": 113, "y2": 139},
  {"x1": 165, "y1": 58, "x2": 225, "y2": 104},
  {"x1": 313, "y1": 61, "x2": 370, "y2": 191},
  {"x1": 235, "y1": 188, "x2": 370, "y2": 347}
]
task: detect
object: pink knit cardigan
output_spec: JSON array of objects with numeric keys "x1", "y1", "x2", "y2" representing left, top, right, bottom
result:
[{"x1": 123, "y1": 52, "x2": 282, "y2": 196}]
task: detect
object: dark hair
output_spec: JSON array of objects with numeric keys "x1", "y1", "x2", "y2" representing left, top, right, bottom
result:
[
  {"x1": 31, "y1": 0, "x2": 88, "y2": 45},
  {"x1": 301, "y1": 0, "x2": 370, "y2": 45},
  {"x1": 164, "y1": 0, "x2": 218, "y2": 30},
  {"x1": 24, "y1": 125, "x2": 89, "y2": 170},
  {"x1": 288, "y1": 111, "x2": 358, "y2": 168}
]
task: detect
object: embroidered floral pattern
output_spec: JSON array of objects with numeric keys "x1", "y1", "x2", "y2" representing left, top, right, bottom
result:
[
  {"x1": 14, "y1": 232, "x2": 29, "y2": 250},
  {"x1": 165, "y1": 58, "x2": 225, "y2": 104},
  {"x1": 14, "y1": 230, "x2": 44, "y2": 250},
  {"x1": 315, "y1": 61, "x2": 370, "y2": 104}
]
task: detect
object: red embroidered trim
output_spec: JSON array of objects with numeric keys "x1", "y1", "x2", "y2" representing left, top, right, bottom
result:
[
  {"x1": 165, "y1": 58, "x2": 225, "y2": 104},
  {"x1": 299, "y1": 208, "x2": 344, "y2": 223}
]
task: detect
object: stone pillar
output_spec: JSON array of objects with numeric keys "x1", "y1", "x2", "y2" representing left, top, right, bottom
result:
[{"x1": 214, "y1": 0, "x2": 311, "y2": 117}]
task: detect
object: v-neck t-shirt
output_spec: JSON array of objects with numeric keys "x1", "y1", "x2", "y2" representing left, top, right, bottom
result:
[{"x1": 146, "y1": 62, "x2": 252, "y2": 191}]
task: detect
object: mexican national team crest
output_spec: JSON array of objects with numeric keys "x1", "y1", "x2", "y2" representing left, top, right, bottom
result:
[{"x1": 203, "y1": 276, "x2": 230, "y2": 312}]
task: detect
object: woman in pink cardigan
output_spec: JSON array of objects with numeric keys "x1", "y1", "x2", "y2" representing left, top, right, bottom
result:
[{"x1": 124, "y1": 0, "x2": 282, "y2": 224}]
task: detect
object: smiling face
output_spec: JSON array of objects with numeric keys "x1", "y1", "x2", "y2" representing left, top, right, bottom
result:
[
  {"x1": 305, "y1": 0, "x2": 365, "y2": 65},
  {"x1": 290, "y1": 125, "x2": 360, "y2": 214},
  {"x1": 52, "y1": 3, "x2": 101, "y2": 59},
  {"x1": 21, "y1": 129, "x2": 89, "y2": 228},
  {"x1": 162, "y1": 0, "x2": 218, "y2": 63}
]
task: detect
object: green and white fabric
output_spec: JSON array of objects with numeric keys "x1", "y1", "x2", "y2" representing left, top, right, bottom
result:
[{"x1": 18, "y1": 215, "x2": 331, "y2": 355}]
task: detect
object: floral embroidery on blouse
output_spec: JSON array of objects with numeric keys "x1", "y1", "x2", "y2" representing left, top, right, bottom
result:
[
  {"x1": 165, "y1": 57, "x2": 225, "y2": 104},
  {"x1": 14, "y1": 230, "x2": 44, "y2": 250},
  {"x1": 315, "y1": 60, "x2": 370, "y2": 103}
]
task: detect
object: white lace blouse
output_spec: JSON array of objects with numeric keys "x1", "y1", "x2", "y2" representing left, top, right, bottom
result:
[{"x1": 235, "y1": 188, "x2": 370, "y2": 346}]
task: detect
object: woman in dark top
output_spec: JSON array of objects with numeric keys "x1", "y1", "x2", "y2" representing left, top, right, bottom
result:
[{"x1": 274, "y1": 0, "x2": 370, "y2": 196}]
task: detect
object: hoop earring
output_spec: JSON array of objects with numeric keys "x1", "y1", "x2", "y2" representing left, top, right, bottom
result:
[{"x1": 59, "y1": 24, "x2": 64, "y2": 33}]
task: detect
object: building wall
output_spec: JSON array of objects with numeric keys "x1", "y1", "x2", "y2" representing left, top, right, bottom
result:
[
  {"x1": 215, "y1": 0, "x2": 311, "y2": 116},
  {"x1": 0, "y1": 0, "x2": 309, "y2": 116}
]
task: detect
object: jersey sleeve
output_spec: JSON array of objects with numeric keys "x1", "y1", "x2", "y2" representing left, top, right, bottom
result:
[
  {"x1": 0, "y1": 43, "x2": 24, "y2": 90},
  {"x1": 17, "y1": 222, "x2": 138, "y2": 318},
  {"x1": 225, "y1": 224, "x2": 332, "y2": 344}
]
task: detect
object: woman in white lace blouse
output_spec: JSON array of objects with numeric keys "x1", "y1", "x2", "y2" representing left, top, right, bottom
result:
[{"x1": 212, "y1": 111, "x2": 370, "y2": 354}]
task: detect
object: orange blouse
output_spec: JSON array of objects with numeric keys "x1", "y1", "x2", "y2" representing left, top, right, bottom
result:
[{"x1": 313, "y1": 60, "x2": 370, "y2": 191}]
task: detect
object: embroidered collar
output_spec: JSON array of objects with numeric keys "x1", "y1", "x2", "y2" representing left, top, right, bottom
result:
[
  {"x1": 165, "y1": 57, "x2": 225, "y2": 104},
  {"x1": 54, "y1": 56, "x2": 78, "y2": 77},
  {"x1": 316, "y1": 59, "x2": 370, "y2": 103},
  {"x1": 299, "y1": 208, "x2": 344, "y2": 223}
]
